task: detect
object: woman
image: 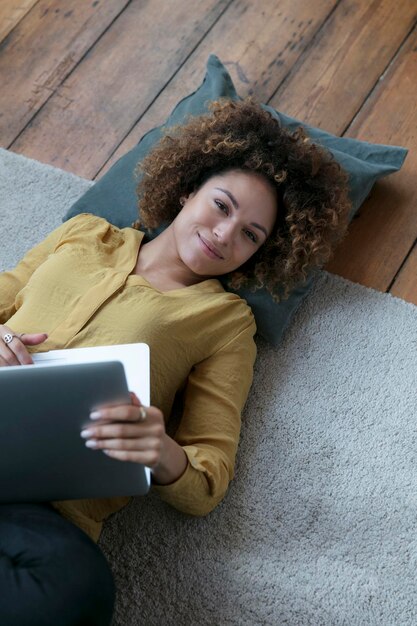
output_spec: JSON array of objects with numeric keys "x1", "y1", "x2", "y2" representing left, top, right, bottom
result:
[{"x1": 0, "y1": 99, "x2": 350, "y2": 624}]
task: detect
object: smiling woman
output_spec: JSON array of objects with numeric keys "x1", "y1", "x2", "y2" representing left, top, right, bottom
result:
[
  {"x1": 134, "y1": 170, "x2": 278, "y2": 288},
  {"x1": 0, "y1": 97, "x2": 351, "y2": 625},
  {"x1": 136, "y1": 98, "x2": 351, "y2": 300}
]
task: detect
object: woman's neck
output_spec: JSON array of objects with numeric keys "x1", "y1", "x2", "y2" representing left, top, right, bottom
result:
[{"x1": 132, "y1": 226, "x2": 206, "y2": 290}]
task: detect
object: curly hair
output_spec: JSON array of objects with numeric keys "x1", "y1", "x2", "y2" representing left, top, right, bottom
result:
[{"x1": 135, "y1": 98, "x2": 351, "y2": 302}]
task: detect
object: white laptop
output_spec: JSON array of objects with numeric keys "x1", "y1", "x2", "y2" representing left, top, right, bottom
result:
[{"x1": 0, "y1": 343, "x2": 151, "y2": 502}]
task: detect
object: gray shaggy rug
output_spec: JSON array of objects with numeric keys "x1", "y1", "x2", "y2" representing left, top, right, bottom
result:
[{"x1": 1, "y1": 148, "x2": 416, "y2": 626}]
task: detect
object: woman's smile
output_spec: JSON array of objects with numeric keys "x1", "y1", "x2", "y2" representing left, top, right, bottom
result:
[{"x1": 197, "y1": 233, "x2": 224, "y2": 260}]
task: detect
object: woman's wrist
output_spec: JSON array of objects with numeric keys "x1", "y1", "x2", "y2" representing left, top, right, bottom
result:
[{"x1": 151, "y1": 433, "x2": 188, "y2": 485}]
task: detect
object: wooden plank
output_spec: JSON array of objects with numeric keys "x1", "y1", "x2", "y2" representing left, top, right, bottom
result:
[
  {"x1": 269, "y1": 0, "x2": 417, "y2": 135},
  {"x1": 0, "y1": 0, "x2": 130, "y2": 147},
  {"x1": 10, "y1": 0, "x2": 232, "y2": 178},
  {"x1": 324, "y1": 25, "x2": 417, "y2": 297},
  {"x1": 98, "y1": 0, "x2": 337, "y2": 178},
  {"x1": 390, "y1": 243, "x2": 417, "y2": 305},
  {"x1": 0, "y1": 0, "x2": 38, "y2": 43}
]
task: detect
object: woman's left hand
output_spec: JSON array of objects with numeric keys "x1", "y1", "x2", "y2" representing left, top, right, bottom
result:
[{"x1": 80, "y1": 392, "x2": 166, "y2": 469}]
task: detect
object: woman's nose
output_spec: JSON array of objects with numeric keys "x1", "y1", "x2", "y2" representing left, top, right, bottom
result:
[{"x1": 214, "y1": 221, "x2": 235, "y2": 244}]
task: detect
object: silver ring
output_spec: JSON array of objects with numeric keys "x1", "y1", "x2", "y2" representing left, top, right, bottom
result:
[
  {"x1": 138, "y1": 406, "x2": 147, "y2": 422},
  {"x1": 3, "y1": 333, "x2": 17, "y2": 345}
]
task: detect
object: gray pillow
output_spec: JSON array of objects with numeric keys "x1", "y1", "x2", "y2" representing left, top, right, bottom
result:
[{"x1": 65, "y1": 54, "x2": 408, "y2": 345}]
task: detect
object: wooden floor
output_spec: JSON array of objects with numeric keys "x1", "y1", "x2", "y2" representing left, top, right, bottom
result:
[{"x1": 1, "y1": 0, "x2": 416, "y2": 305}]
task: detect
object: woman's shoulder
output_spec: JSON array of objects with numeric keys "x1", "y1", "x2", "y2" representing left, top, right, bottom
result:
[
  {"x1": 56, "y1": 214, "x2": 142, "y2": 248},
  {"x1": 186, "y1": 278, "x2": 253, "y2": 315},
  {"x1": 60, "y1": 213, "x2": 119, "y2": 236},
  {"x1": 189, "y1": 282, "x2": 257, "y2": 350}
]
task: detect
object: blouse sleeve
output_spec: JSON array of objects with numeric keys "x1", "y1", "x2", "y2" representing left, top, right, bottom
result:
[
  {"x1": 152, "y1": 317, "x2": 257, "y2": 516},
  {"x1": 0, "y1": 214, "x2": 91, "y2": 323}
]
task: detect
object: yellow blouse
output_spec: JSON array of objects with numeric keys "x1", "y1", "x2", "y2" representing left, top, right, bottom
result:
[{"x1": 0, "y1": 214, "x2": 257, "y2": 541}]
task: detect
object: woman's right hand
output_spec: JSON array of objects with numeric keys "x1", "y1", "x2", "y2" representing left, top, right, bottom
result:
[{"x1": 0, "y1": 325, "x2": 48, "y2": 366}]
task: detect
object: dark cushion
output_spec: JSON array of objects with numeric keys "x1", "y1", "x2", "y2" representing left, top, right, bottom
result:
[{"x1": 65, "y1": 55, "x2": 408, "y2": 345}]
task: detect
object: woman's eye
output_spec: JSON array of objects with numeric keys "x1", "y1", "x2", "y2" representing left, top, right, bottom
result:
[
  {"x1": 215, "y1": 200, "x2": 228, "y2": 214},
  {"x1": 244, "y1": 229, "x2": 257, "y2": 243}
]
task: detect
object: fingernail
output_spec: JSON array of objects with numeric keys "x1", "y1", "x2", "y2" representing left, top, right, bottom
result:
[
  {"x1": 80, "y1": 429, "x2": 93, "y2": 438},
  {"x1": 85, "y1": 439, "x2": 98, "y2": 448},
  {"x1": 90, "y1": 411, "x2": 102, "y2": 420}
]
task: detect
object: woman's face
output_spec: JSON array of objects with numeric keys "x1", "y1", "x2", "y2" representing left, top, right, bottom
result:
[{"x1": 172, "y1": 170, "x2": 278, "y2": 279}]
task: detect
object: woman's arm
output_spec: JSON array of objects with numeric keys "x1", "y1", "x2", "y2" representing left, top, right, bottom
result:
[
  {"x1": 0, "y1": 215, "x2": 91, "y2": 324},
  {"x1": 84, "y1": 318, "x2": 257, "y2": 514},
  {"x1": 152, "y1": 321, "x2": 257, "y2": 515}
]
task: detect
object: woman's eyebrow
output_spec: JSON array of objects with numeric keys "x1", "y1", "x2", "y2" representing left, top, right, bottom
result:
[
  {"x1": 250, "y1": 222, "x2": 268, "y2": 238},
  {"x1": 215, "y1": 187, "x2": 239, "y2": 209},
  {"x1": 215, "y1": 187, "x2": 268, "y2": 238}
]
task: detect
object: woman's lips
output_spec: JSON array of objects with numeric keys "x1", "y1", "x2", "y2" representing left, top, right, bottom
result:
[{"x1": 198, "y1": 233, "x2": 224, "y2": 260}]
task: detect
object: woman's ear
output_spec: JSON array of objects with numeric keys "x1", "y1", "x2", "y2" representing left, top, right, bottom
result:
[{"x1": 180, "y1": 191, "x2": 196, "y2": 206}]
